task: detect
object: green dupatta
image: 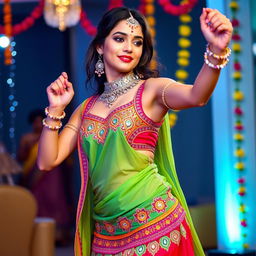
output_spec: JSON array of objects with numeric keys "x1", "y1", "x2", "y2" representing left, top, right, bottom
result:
[{"x1": 75, "y1": 100, "x2": 205, "y2": 255}]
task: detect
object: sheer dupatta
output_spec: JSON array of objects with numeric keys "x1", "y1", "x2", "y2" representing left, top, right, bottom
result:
[{"x1": 155, "y1": 115, "x2": 205, "y2": 256}]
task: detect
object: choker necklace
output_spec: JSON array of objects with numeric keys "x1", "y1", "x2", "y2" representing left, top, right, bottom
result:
[{"x1": 99, "y1": 72, "x2": 141, "y2": 107}]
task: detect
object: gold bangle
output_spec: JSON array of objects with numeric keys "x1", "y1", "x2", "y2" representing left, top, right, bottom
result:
[
  {"x1": 42, "y1": 118, "x2": 62, "y2": 130},
  {"x1": 161, "y1": 82, "x2": 173, "y2": 109},
  {"x1": 45, "y1": 107, "x2": 66, "y2": 120},
  {"x1": 64, "y1": 123, "x2": 79, "y2": 133},
  {"x1": 206, "y1": 44, "x2": 231, "y2": 60}
]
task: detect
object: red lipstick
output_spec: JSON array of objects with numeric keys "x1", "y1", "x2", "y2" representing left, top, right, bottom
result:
[{"x1": 118, "y1": 55, "x2": 133, "y2": 63}]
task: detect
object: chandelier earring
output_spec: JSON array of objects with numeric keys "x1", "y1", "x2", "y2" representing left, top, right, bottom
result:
[{"x1": 95, "y1": 54, "x2": 105, "y2": 77}]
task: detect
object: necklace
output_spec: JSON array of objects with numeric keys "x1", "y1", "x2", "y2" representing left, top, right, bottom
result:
[{"x1": 99, "y1": 72, "x2": 141, "y2": 107}]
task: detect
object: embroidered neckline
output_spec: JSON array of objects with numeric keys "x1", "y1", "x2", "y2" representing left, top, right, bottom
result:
[{"x1": 83, "y1": 81, "x2": 163, "y2": 128}]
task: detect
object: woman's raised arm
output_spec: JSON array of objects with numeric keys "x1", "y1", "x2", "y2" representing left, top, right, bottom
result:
[
  {"x1": 152, "y1": 8, "x2": 233, "y2": 111},
  {"x1": 37, "y1": 72, "x2": 81, "y2": 171}
]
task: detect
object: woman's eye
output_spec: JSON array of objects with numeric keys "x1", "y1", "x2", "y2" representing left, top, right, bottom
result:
[
  {"x1": 113, "y1": 37, "x2": 124, "y2": 42},
  {"x1": 134, "y1": 40, "x2": 143, "y2": 46}
]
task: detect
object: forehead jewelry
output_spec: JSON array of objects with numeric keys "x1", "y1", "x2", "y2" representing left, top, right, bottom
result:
[{"x1": 126, "y1": 11, "x2": 139, "y2": 33}]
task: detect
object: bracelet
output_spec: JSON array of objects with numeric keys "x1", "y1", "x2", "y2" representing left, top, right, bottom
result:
[
  {"x1": 64, "y1": 123, "x2": 79, "y2": 133},
  {"x1": 42, "y1": 118, "x2": 62, "y2": 130},
  {"x1": 204, "y1": 52, "x2": 229, "y2": 69},
  {"x1": 45, "y1": 107, "x2": 66, "y2": 120},
  {"x1": 206, "y1": 44, "x2": 231, "y2": 60},
  {"x1": 161, "y1": 82, "x2": 173, "y2": 109}
]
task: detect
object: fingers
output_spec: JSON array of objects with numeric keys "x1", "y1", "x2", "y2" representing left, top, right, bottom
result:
[
  {"x1": 202, "y1": 8, "x2": 232, "y2": 32},
  {"x1": 47, "y1": 72, "x2": 73, "y2": 95}
]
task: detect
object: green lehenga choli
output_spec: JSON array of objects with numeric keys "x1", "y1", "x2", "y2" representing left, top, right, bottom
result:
[{"x1": 75, "y1": 82, "x2": 205, "y2": 256}]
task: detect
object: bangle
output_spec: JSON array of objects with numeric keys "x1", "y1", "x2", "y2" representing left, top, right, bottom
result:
[
  {"x1": 42, "y1": 118, "x2": 62, "y2": 130},
  {"x1": 161, "y1": 82, "x2": 173, "y2": 109},
  {"x1": 64, "y1": 123, "x2": 79, "y2": 133},
  {"x1": 204, "y1": 52, "x2": 229, "y2": 69},
  {"x1": 206, "y1": 44, "x2": 231, "y2": 60},
  {"x1": 45, "y1": 107, "x2": 66, "y2": 120}
]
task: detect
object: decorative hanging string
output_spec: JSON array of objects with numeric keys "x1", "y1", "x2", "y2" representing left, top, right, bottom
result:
[
  {"x1": 0, "y1": 0, "x2": 44, "y2": 36},
  {"x1": 169, "y1": 0, "x2": 194, "y2": 128},
  {"x1": 229, "y1": 0, "x2": 249, "y2": 249},
  {"x1": 157, "y1": 0, "x2": 197, "y2": 16},
  {"x1": 3, "y1": 0, "x2": 12, "y2": 65},
  {"x1": 139, "y1": 0, "x2": 158, "y2": 70},
  {"x1": 79, "y1": 0, "x2": 123, "y2": 36}
]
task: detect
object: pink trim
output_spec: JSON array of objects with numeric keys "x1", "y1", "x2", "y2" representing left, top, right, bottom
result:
[
  {"x1": 92, "y1": 204, "x2": 186, "y2": 254},
  {"x1": 134, "y1": 83, "x2": 163, "y2": 128}
]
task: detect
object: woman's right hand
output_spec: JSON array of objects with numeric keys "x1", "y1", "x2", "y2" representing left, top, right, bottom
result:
[{"x1": 46, "y1": 72, "x2": 74, "y2": 110}]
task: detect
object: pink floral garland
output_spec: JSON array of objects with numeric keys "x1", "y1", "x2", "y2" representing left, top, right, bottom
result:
[
  {"x1": 157, "y1": 0, "x2": 198, "y2": 16},
  {"x1": 0, "y1": 0, "x2": 44, "y2": 36}
]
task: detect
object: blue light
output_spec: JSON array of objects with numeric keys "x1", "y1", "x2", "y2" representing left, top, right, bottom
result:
[
  {"x1": 7, "y1": 78, "x2": 12, "y2": 85},
  {"x1": 12, "y1": 101, "x2": 18, "y2": 107},
  {"x1": 8, "y1": 95, "x2": 14, "y2": 100},
  {"x1": 9, "y1": 106, "x2": 15, "y2": 112}
]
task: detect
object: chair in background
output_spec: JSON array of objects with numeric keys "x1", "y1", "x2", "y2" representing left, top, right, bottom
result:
[
  {"x1": 189, "y1": 203, "x2": 217, "y2": 250},
  {"x1": 0, "y1": 185, "x2": 56, "y2": 256}
]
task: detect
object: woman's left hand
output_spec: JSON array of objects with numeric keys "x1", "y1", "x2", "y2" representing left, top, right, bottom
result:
[{"x1": 200, "y1": 8, "x2": 233, "y2": 51}]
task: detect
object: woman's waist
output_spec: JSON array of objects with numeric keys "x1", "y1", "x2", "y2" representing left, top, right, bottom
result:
[{"x1": 92, "y1": 164, "x2": 171, "y2": 212}]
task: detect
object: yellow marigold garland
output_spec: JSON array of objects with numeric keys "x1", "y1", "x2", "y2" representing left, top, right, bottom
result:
[
  {"x1": 143, "y1": 0, "x2": 158, "y2": 70},
  {"x1": 229, "y1": 0, "x2": 249, "y2": 249},
  {"x1": 169, "y1": 0, "x2": 193, "y2": 128}
]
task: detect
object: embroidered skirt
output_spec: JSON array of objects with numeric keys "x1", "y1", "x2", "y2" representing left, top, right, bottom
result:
[{"x1": 91, "y1": 189, "x2": 194, "y2": 256}]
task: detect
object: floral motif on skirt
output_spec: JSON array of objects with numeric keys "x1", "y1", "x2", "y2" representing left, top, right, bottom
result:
[{"x1": 91, "y1": 201, "x2": 194, "y2": 256}]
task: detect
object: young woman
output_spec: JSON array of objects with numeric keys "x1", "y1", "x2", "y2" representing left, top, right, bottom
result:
[{"x1": 37, "y1": 6, "x2": 232, "y2": 256}]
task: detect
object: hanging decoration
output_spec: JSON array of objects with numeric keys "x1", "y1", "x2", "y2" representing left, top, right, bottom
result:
[
  {"x1": 3, "y1": 0, "x2": 12, "y2": 65},
  {"x1": 0, "y1": 0, "x2": 44, "y2": 36},
  {"x1": 169, "y1": 0, "x2": 194, "y2": 128},
  {"x1": 79, "y1": 0, "x2": 123, "y2": 36},
  {"x1": 44, "y1": 0, "x2": 81, "y2": 31},
  {"x1": 139, "y1": 0, "x2": 158, "y2": 70},
  {"x1": 229, "y1": 0, "x2": 249, "y2": 249},
  {"x1": 157, "y1": 0, "x2": 197, "y2": 16}
]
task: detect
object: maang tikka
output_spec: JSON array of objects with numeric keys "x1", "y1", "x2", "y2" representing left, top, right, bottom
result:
[
  {"x1": 95, "y1": 54, "x2": 105, "y2": 77},
  {"x1": 126, "y1": 11, "x2": 139, "y2": 33}
]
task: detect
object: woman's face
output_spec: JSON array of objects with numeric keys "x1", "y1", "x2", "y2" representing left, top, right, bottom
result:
[{"x1": 97, "y1": 19, "x2": 144, "y2": 80}]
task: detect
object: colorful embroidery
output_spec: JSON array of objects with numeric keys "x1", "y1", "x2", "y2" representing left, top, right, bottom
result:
[
  {"x1": 92, "y1": 202, "x2": 185, "y2": 254},
  {"x1": 91, "y1": 221, "x2": 190, "y2": 255},
  {"x1": 136, "y1": 245, "x2": 146, "y2": 255},
  {"x1": 95, "y1": 189, "x2": 175, "y2": 236},
  {"x1": 103, "y1": 222, "x2": 116, "y2": 235},
  {"x1": 159, "y1": 236, "x2": 170, "y2": 251},
  {"x1": 133, "y1": 208, "x2": 150, "y2": 224},
  {"x1": 180, "y1": 223, "x2": 187, "y2": 239},
  {"x1": 151, "y1": 197, "x2": 167, "y2": 213},
  {"x1": 170, "y1": 230, "x2": 181, "y2": 245},
  {"x1": 147, "y1": 241, "x2": 159, "y2": 255},
  {"x1": 118, "y1": 217, "x2": 132, "y2": 232},
  {"x1": 80, "y1": 84, "x2": 162, "y2": 153}
]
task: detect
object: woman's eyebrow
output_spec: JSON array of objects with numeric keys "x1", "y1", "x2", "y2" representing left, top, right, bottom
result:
[{"x1": 112, "y1": 31, "x2": 143, "y2": 40}]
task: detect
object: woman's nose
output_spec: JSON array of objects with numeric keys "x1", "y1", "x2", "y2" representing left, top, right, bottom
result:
[{"x1": 123, "y1": 41, "x2": 133, "y2": 53}]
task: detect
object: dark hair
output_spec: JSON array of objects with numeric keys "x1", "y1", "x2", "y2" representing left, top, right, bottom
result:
[
  {"x1": 85, "y1": 7, "x2": 159, "y2": 94},
  {"x1": 28, "y1": 109, "x2": 44, "y2": 124}
]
